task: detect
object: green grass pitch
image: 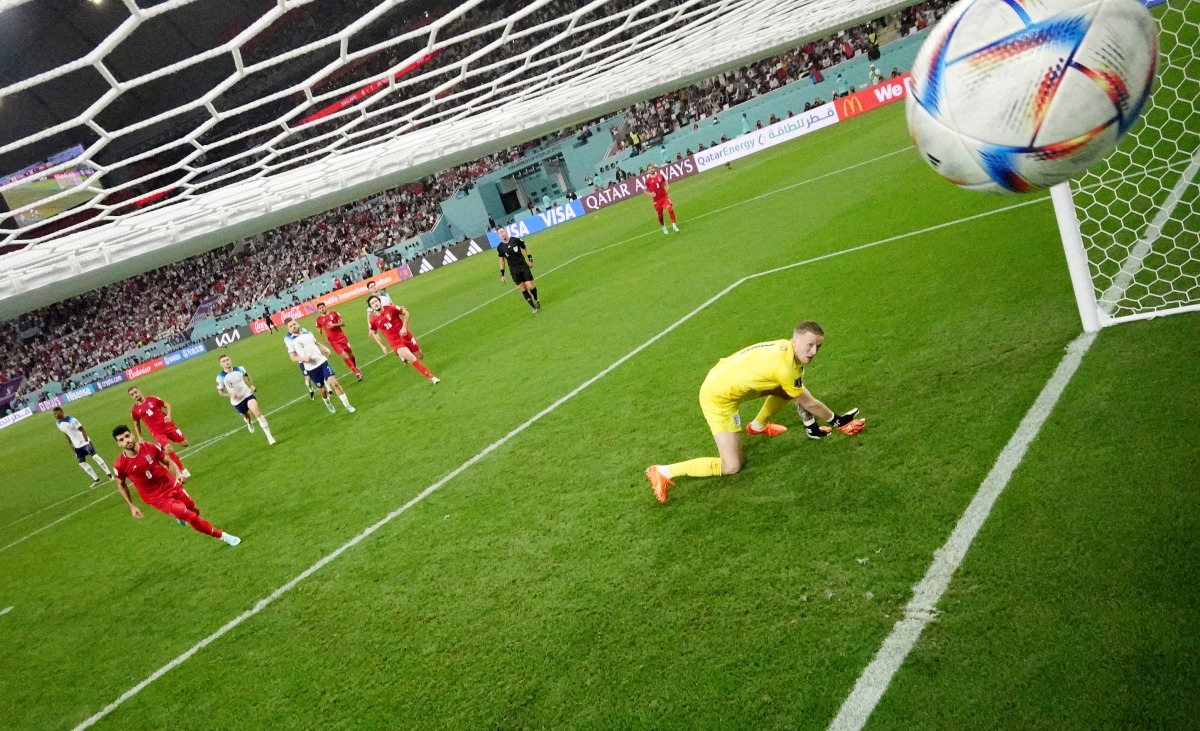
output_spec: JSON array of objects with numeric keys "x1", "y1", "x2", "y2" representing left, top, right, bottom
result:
[{"x1": 1, "y1": 101, "x2": 1197, "y2": 729}]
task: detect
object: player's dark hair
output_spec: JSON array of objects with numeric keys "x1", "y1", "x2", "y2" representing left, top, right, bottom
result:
[
  {"x1": 317, "y1": 301, "x2": 326, "y2": 307},
  {"x1": 283, "y1": 317, "x2": 294, "y2": 325},
  {"x1": 368, "y1": 295, "x2": 381, "y2": 305},
  {"x1": 794, "y1": 321, "x2": 824, "y2": 337},
  {"x1": 127, "y1": 386, "x2": 136, "y2": 394},
  {"x1": 112, "y1": 425, "x2": 131, "y2": 439}
]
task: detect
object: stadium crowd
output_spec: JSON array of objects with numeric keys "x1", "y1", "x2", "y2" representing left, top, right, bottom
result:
[
  {"x1": 0, "y1": 134, "x2": 552, "y2": 399},
  {"x1": 616, "y1": 0, "x2": 955, "y2": 149},
  {"x1": 1, "y1": 0, "x2": 952, "y2": 403}
]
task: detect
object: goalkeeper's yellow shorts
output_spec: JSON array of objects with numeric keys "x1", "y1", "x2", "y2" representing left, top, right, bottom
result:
[{"x1": 698, "y1": 388, "x2": 742, "y2": 435}]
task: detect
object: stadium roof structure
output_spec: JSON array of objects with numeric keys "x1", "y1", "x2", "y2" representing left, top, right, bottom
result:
[{"x1": 0, "y1": 0, "x2": 906, "y2": 320}]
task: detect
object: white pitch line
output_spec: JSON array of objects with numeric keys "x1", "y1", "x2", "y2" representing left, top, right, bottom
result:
[
  {"x1": 0, "y1": 489, "x2": 102, "y2": 531},
  {"x1": 72, "y1": 194, "x2": 1048, "y2": 730},
  {"x1": 827, "y1": 330, "x2": 1097, "y2": 731},
  {"x1": 0, "y1": 606, "x2": 12, "y2": 616},
  {"x1": 1, "y1": 494, "x2": 115, "y2": 553}
]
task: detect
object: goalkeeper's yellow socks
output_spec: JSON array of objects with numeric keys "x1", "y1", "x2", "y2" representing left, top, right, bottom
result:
[
  {"x1": 661, "y1": 458, "x2": 722, "y2": 478},
  {"x1": 751, "y1": 395, "x2": 791, "y2": 429}
]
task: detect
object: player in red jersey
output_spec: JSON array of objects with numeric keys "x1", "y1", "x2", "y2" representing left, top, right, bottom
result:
[
  {"x1": 111, "y1": 425, "x2": 240, "y2": 546},
  {"x1": 643, "y1": 163, "x2": 679, "y2": 235},
  {"x1": 368, "y1": 295, "x2": 440, "y2": 384},
  {"x1": 128, "y1": 386, "x2": 190, "y2": 477},
  {"x1": 315, "y1": 301, "x2": 362, "y2": 380}
]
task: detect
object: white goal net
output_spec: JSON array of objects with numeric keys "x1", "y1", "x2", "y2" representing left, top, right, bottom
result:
[
  {"x1": 1054, "y1": 1, "x2": 1200, "y2": 331},
  {"x1": 0, "y1": 0, "x2": 906, "y2": 315}
]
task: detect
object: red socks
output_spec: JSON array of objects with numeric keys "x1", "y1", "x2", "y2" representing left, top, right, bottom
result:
[
  {"x1": 189, "y1": 516, "x2": 220, "y2": 537},
  {"x1": 168, "y1": 451, "x2": 185, "y2": 471},
  {"x1": 411, "y1": 361, "x2": 436, "y2": 380}
]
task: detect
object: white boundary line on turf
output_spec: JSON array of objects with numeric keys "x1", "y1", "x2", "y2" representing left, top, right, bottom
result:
[
  {"x1": 1, "y1": 494, "x2": 115, "y2": 553},
  {"x1": 72, "y1": 195, "x2": 1049, "y2": 730},
  {"x1": 828, "y1": 151, "x2": 1198, "y2": 731},
  {"x1": 827, "y1": 330, "x2": 1097, "y2": 731},
  {"x1": 0, "y1": 490, "x2": 104, "y2": 531},
  {"x1": 3, "y1": 146, "x2": 917, "y2": 536},
  {"x1": 0, "y1": 606, "x2": 12, "y2": 616}
]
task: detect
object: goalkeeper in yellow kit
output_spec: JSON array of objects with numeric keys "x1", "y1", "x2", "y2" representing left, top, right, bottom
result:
[{"x1": 646, "y1": 320, "x2": 866, "y2": 502}]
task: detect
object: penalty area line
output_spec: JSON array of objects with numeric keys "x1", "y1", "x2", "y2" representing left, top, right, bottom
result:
[
  {"x1": 73, "y1": 195, "x2": 1047, "y2": 730},
  {"x1": 827, "y1": 330, "x2": 1097, "y2": 731}
]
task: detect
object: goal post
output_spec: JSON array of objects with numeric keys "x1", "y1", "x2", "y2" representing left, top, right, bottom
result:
[{"x1": 1053, "y1": 2, "x2": 1200, "y2": 332}]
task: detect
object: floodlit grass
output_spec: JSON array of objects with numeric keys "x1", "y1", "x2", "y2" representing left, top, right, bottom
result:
[
  {"x1": 870, "y1": 313, "x2": 1200, "y2": 731},
  {"x1": 0, "y1": 100, "x2": 1196, "y2": 730}
]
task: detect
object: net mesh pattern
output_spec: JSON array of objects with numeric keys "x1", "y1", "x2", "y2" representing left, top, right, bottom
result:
[{"x1": 1069, "y1": 3, "x2": 1200, "y2": 326}]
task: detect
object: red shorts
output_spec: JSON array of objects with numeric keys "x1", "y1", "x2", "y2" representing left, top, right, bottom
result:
[
  {"x1": 388, "y1": 334, "x2": 420, "y2": 354},
  {"x1": 328, "y1": 337, "x2": 352, "y2": 355},
  {"x1": 142, "y1": 484, "x2": 195, "y2": 520},
  {"x1": 151, "y1": 426, "x2": 187, "y2": 446},
  {"x1": 653, "y1": 196, "x2": 673, "y2": 213}
]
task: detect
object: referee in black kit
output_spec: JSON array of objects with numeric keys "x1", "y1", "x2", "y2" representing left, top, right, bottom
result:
[{"x1": 497, "y1": 228, "x2": 540, "y2": 313}]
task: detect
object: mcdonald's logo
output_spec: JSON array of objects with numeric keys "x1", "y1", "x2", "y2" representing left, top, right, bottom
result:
[{"x1": 839, "y1": 95, "x2": 864, "y2": 119}]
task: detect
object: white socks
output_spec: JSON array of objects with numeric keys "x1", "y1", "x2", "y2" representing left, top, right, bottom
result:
[
  {"x1": 92, "y1": 455, "x2": 111, "y2": 478},
  {"x1": 656, "y1": 465, "x2": 672, "y2": 479},
  {"x1": 338, "y1": 393, "x2": 352, "y2": 408},
  {"x1": 80, "y1": 462, "x2": 98, "y2": 480}
]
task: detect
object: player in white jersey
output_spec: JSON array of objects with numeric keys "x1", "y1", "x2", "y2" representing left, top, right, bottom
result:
[
  {"x1": 216, "y1": 355, "x2": 276, "y2": 445},
  {"x1": 284, "y1": 319, "x2": 356, "y2": 414},
  {"x1": 53, "y1": 406, "x2": 113, "y2": 486}
]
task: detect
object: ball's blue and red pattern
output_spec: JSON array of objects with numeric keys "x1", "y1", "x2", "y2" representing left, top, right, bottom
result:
[{"x1": 907, "y1": 0, "x2": 1158, "y2": 193}]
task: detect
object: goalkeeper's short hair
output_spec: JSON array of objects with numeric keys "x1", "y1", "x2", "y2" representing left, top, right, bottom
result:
[{"x1": 794, "y1": 321, "x2": 824, "y2": 337}]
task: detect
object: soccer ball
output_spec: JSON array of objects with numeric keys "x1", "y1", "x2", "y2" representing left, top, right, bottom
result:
[{"x1": 906, "y1": 0, "x2": 1159, "y2": 193}]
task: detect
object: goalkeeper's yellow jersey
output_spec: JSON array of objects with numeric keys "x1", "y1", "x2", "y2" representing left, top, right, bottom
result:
[{"x1": 701, "y1": 339, "x2": 807, "y2": 404}]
